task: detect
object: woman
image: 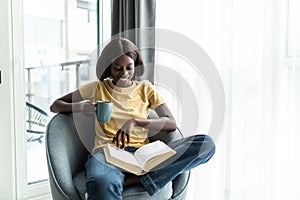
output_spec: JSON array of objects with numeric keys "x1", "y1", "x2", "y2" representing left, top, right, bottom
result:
[{"x1": 50, "y1": 37, "x2": 215, "y2": 199}]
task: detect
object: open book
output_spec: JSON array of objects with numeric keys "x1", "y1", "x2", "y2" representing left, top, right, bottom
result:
[{"x1": 104, "y1": 140, "x2": 176, "y2": 176}]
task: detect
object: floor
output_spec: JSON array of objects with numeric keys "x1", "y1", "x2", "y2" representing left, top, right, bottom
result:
[{"x1": 26, "y1": 134, "x2": 49, "y2": 184}]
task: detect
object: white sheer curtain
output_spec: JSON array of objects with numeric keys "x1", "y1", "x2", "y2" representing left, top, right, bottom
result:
[{"x1": 155, "y1": 0, "x2": 300, "y2": 199}]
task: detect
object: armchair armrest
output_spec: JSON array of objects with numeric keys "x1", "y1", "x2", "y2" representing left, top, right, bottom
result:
[
  {"x1": 148, "y1": 128, "x2": 184, "y2": 144},
  {"x1": 147, "y1": 109, "x2": 184, "y2": 144},
  {"x1": 46, "y1": 113, "x2": 91, "y2": 200}
]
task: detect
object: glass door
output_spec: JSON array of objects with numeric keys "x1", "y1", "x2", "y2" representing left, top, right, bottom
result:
[
  {"x1": 23, "y1": 0, "x2": 99, "y2": 185},
  {"x1": 16, "y1": 1, "x2": 112, "y2": 198}
]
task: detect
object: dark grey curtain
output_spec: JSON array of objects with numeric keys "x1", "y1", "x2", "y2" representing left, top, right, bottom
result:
[{"x1": 111, "y1": 0, "x2": 156, "y2": 82}]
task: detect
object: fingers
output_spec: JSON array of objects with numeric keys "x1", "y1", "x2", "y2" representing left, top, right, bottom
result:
[
  {"x1": 86, "y1": 101, "x2": 96, "y2": 112},
  {"x1": 126, "y1": 133, "x2": 130, "y2": 144},
  {"x1": 112, "y1": 130, "x2": 130, "y2": 149},
  {"x1": 112, "y1": 130, "x2": 120, "y2": 148},
  {"x1": 81, "y1": 100, "x2": 96, "y2": 116},
  {"x1": 112, "y1": 131, "x2": 119, "y2": 147},
  {"x1": 81, "y1": 101, "x2": 93, "y2": 111}
]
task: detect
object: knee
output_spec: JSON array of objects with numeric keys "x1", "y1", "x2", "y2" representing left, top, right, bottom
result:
[
  {"x1": 194, "y1": 134, "x2": 215, "y2": 147},
  {"x1": 193, "y1": 135, "x2": 216, "y2": 159},
  {"x1": 105, "y1": 174, "x2": 124, "y2": 192},
  {"x1": 87, "y1": 172, "x2": 124, "y2": 189},
  {"x1": 86, "y1": 172, "x2": 124, "y2": 197}
]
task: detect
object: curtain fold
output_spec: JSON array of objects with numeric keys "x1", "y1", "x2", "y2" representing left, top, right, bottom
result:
[
  {"x1": 155, "y1": 0, "x2": 300, "y2": 200},
  {"x1": 112, "y1": 0, "x2": 156, "y2": 82}
]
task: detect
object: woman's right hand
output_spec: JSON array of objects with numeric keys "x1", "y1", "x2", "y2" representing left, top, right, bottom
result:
[{"x1": 79, "y1": 100, "x2": 96, "y2": 117}]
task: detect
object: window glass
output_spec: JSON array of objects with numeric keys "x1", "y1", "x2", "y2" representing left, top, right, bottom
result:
[{"x1": 23, "y1": 0, "x2": 99, "y2": 184}]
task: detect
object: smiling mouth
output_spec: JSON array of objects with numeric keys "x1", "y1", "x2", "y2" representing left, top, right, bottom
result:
[
  {"x1": 114, "y1": 77, "x2": 131, "y2": 86},
  {"x1": 118, "y1": 75, "x2": 131, "y2": 81}
]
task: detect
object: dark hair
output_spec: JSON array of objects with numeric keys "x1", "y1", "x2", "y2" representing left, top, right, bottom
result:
[{"x1": 96, "y1": 38, "x2": 145, "y2": 81}]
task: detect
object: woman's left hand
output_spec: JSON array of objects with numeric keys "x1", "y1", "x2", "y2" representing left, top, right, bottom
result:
[{"x1": 112, "y1": 119, "x2": 135, "y2": 148}]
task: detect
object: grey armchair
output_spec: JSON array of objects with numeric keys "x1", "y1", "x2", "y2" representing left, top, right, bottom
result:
[{"x1": 46, "y1": 112, "x2": 190, "y2": 200}]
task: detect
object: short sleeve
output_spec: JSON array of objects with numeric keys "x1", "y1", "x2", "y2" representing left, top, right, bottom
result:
[
  {"x1": 144, "y1": 81, "x2": 165, "y2": 110},
  {"x1": 78, "y1": 81, "x2": 99, "y2": 101}
]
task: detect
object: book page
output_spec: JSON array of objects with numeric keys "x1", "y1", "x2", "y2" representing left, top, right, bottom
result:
[
  {"x1": 134, "y1": 140, "x2": 175, "y2": 167},
  {"x1": 106, "y1": 144, "x2": 141, "y2": 168}
]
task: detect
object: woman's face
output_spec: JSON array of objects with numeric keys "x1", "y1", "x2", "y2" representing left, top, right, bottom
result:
[{"x1": 111, "y1": 55, "x2": 135, "y2": 87}]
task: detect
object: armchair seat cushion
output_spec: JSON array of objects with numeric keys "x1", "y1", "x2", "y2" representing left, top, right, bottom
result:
[{"x1": 73, "y1": 171, "x2": 173, "y2": 200}]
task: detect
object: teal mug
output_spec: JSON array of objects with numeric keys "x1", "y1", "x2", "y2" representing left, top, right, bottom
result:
[{"x1": 95, "y1": 101, "x2": 113, "y2": 122}]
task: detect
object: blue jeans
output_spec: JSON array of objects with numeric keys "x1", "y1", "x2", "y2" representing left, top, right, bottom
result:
[{"x1": 85, "y1": 134, "x2": 215, "y2": 200}]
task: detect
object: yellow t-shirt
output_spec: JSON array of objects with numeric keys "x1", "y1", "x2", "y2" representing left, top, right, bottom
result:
[{"x1": 79, "y1": 78, "x2": 165, "y2": 152}]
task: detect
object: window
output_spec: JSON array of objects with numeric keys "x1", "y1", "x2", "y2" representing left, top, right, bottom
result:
[{"x1": 16, "y1": 0, "x2": 111, "y2": 198}]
